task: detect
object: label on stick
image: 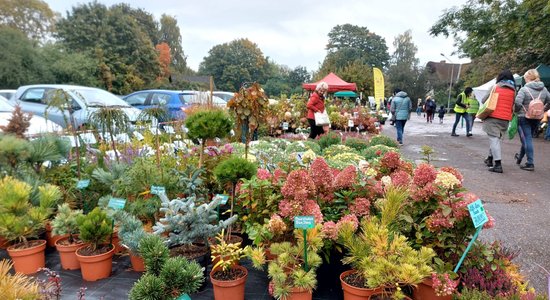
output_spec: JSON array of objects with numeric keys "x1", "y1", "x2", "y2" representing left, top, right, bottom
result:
[{"x1": 294, "y1": 216, "x2": 315, "y2": 229}]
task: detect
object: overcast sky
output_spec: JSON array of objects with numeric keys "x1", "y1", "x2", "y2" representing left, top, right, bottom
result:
[{"x1": 47, "y1": 0, "x2": 471, "y2": 72}]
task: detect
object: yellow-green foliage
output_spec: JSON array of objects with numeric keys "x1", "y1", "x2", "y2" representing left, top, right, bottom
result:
[
  {"x1": 0, "y1": 177, "x2": 58, "y2": 244},
  {"x1": 210, "y1": 230, "x2": 249, "y2": 273},
  {"x1": 0, "y1": 260, "x2": 40, "y2": 300}
]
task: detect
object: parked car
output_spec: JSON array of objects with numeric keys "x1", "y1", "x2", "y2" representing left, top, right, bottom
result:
[
  {"x1": 0, "y1": 89, "x2": 16, "y2": 100},
  {"x1": 185, "y1": 90, "x2": 227, "y2": 107},
  {"x1": 0, "y1": 96, "x2": 63, "y2": 136},
  {"x1": 9, "y1": 85, "x2": 150, "y2": 129},
  {"x1": 123, "y1": 89, "x2": 192, "y2": 121},
  {"x1": 212, "y1": 91, "x2": 235, "y2": 102}
]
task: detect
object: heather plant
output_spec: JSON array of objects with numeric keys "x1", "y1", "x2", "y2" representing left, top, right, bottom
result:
[
  {"x1": 316, "y1": 131, "x2": 341, "y2": 150},
  {"x1": 368, "y1": 134, "x2": 399, "y2": 148},
  {"x1": 322, "y1": 144, "x2": 357, "y2": 158},
  {"x1": 284, "y1": 140, "x2": 321, "y2": 155},
  {"x1": 362, "y1": 144, "x2": 398, "y2": 161},
  {"x1": 344, "y1": 137, "x2": 370, "y2": 152}
]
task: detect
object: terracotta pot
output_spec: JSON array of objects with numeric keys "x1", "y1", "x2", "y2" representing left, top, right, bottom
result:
[
  {"x1": 412, "y1": 278, "x2": 452, "y2": 300},
  {"x1": 76, "y1": 245, "x2": 115, "y2": 281},
  {"x1": 7, "y1": 240, "x2": 46, "y2": 275},
  {"x1": 340, "y1": 270, "x2": 384, "y2": 300},
  {"x1": 111, "y1": 231, "x2": 124, "y2": 254},
  {"x1": 45, "y1": 222, "x2": 66, "y2": 247},
  {"x1": 210, "y1": 264, "x2": 248, "y2": 300},
  {"x1": 0, "y1": 236, "x2": 9, "y2": 249},
  {"x1": 55, "y1": 236, "x2": 85, "y2": 270},
  {"x1": 286, "y1": 287, "x2": 312, "y2": 300},
  {"x1": 129, "y1": 253, "x2": 145, "y2": 272}
]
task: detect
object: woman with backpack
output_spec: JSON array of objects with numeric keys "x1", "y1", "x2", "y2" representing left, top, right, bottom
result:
[{"x1": 514, "y1": 69, "x2": 550, "y2": 171}]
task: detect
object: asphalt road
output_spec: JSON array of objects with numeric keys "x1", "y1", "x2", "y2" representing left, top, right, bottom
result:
[{"x1": 383, "y1": 113, "x2": 550, "y2": 294}]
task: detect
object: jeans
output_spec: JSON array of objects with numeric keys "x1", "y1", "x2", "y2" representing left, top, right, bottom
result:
[
  {"x1": 468, "y1": 113, "x2": 476, "y2": 132},
  {"x1": 395, "y1": 119, "x2": 407, "y2": 143},
  {"x1": 452, "y1": 112, "x2": 471, "y2": 134},
  {"x1": 517, "y1": 117, "x2": 539, "y2": 165},
  {"x1": 416, "y1": 107, "x2": 421, "y2": 116}
]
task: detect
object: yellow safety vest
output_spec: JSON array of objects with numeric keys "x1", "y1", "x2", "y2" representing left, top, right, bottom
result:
[
  {"x1": 467, "y1": 97, "x2": 479, "y2": 114},
  {"x1": 453, "y1": 92, "x2": 467, "y2": 113}
]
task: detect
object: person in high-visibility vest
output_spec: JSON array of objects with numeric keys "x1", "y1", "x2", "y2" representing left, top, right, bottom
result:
[
  {"x1": 467, "y1": 96, "x2": 480, "y2": 134},
  {"x1": 451, "y1": 87, "x2": 473, "y2": 137}
]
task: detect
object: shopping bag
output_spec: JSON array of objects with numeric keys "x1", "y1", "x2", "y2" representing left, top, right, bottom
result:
[
  {"x1": 476, "y1": 86, "x2": 499, "y2": 120},
  {"x1": 507, "y1": 114, "x2": 518, "y2": 140},
  {"x1": 314, "y1": 110, "x2": 330, "y2": 126}
]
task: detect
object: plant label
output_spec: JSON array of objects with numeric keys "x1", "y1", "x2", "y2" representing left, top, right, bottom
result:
[
  {"x1": 107, "y1": 198, "x2": 126, "y2": 210},
  {"x1": 133, "y1": 131, "x2": 144, "y2": 141},
  {"x1": 76, "y1": 179, "x2": 90, "y2": 189},
  {"x1": 282, "y1": 122, "x2": 289, "y2": 130},
  {"x1": 150, "y1": 185, "x2": 166, "y2": 195},
  {"x1": 176, "y1": 294, "x2": 191, "y2": 300},
  {"x1": 213, "y1": 194, "x2": 229, "y2": 205},
  {"x1": 467, "y1": 199, "x2": 488, "y2": 228},
  {"x1": 294, "y1": 216, "x2": 315, "y2": 229},
  {"x1": 296, "y1": 152, "x2": 304, "y2": 166},
  {"x1": 164, "y1": 126, "x2": 175, "y2": 134},
  {"x1": 353, "y1": 112, "x2": 359, "y2": 118},
  {"x1": 348, "y1": 119, "x2": 354, "y2": 127}
]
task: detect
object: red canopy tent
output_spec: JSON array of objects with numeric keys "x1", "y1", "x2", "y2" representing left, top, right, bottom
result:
[{"x1": 302, "y1": 72, "x2": 357, "y2": 92}]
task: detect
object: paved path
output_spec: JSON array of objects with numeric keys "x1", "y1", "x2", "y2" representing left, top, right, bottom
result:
[{"x1": 383, "y1": 113, "x2": 550, "y2": 294}]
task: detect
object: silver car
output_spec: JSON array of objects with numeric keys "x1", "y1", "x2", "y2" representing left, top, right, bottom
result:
[{"x1": 10, "y1": 84, "x2": 148, "y2": 129}]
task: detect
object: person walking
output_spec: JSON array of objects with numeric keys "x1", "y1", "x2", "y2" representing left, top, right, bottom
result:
[
  {"x1": 437, "y1": 105, "x2": 446, "y2": 124},
  {"x1": 451, "y1": 87, "x2": 473, "y2": 137},
  {"x1": 307, "y1": 81, "x2": 328, "y2": 139},
  {"x1": 424, "y1": 96, "x2": 436, "y2": 123},
  {"x1": 482, "y1": 70, "x2": 516, "y2": 173},
  {"x1": 416, "y1": 98, "x2": 422, "y2": 116},
  {"x1": 390, "y1": 88, "x2": 412, "y2": 145},
  {"x1": 467, "y1": 95, "x2": 480, "y2": 134},
  {"x1": 513, "y1": 69, "x2": 550, "y2": 171}
]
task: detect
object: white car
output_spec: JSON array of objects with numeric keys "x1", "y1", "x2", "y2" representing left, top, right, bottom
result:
[
  {"x1": 0, "y1": 96, "x2": 63, "y2": 136},
  {"x1": 182, "y1": 90, "x2": 227, "y2": 107},
  {"x1": 10, "y1": 84, "x2": 151, "y2": 129},
  {"x1": 0, "y1": 89, "x2": 16, "y2": 100}
]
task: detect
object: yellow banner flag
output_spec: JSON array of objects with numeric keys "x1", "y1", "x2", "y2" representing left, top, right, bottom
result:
[{"x1": 373, "y1": 67, "x2": 385, "y2": 110}]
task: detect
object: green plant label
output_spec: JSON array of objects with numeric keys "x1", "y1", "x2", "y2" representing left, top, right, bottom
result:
[
  {"x1": 282, "y1": 122, "x2": 289, "y2": 130},
  {"x1": 107, "y1": 198, "x2": 126, "y2": 210},
  {"x1": 294, "y1": 216, "x2": 315, "y2": 229},
  {"x1": 150, "y1": 185, "x2": 166, "y2": 195},
  {"x1": 214, "y1": 194, "x2": 229, "y2": 205},
  {"x1": 467, "y1": 199, "x2": 488, "y2": 228},
  {"x1": 176, "y1": 294, "x2": 191, "y2": 300},
  {"x1": 76, "y1": 179, "x2": 90, "y2": 189}
]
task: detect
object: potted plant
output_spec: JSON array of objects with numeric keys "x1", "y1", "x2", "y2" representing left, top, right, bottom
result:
[
  {"x1": 116, "y1": 211, "x2": 147, "y2": 272},
  {"x1": 0, "y1": 259, "x2": 41, "y2": 299},
  {"x1": 249, "y1": 226, "x2": 324, "y2": 300},
  {"x1": 213, "y1": 155, "x2": 257, "y2": 239},
  {"x1": 210, "y1": 229, "x2": 249, "y2": 300},
  {"x1": 75, "y1": 207, "x2": 114, "y2": 281},
  {"x1": 51, "y1": 203, "x2": 85, "y2": 270},
  {"x1": 152, "y1": 193, "x2": 237, "y2": 284},
  {"x1": 0, "y1": 177, "x2": 60, "y2": 274},
  {"x1": 185, "y1": 108, "x2": 232, "y2": 167},
  {"x1": 338, "y1": 187, "x2": 435, "y2": 299},
  {"x1": 129, "y1": 234, "x2": 204, "y2": 300}
]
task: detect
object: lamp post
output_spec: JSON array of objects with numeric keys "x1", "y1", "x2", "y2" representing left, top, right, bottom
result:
[{"x1": 440, "y1": 53, "x2": 454, "y2": 110}]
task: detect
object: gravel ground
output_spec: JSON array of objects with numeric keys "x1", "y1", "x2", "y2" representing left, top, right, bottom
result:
[{"x1": 383, "y1": 113, "x2": 550, "y2": 294}]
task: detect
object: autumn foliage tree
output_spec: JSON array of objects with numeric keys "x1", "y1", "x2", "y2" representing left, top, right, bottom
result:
[
  {"x1": 0, "y1": 105, "x2": 32, "y2": 138},
  {"x1": 156, "y1": 42, "x2": 171, "y2": 80}
]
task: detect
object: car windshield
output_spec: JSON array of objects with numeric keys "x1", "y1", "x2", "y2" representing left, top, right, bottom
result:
[
  {"x1": 71, "y1": 88, "x2": 130, "y2": 108},
  {"x1": 0, "y1": 98, "x2": 14, "y2": 112}
]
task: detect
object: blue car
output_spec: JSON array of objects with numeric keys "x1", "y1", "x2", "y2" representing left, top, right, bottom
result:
[{"x1": 123, "y1": 90, "x2": 192, "y2": 122}]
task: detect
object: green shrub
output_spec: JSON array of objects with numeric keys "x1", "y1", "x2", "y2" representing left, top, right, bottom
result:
[
  {"x1": 344, "y1": 137, "x2": 370, "y2": 152},
  {"x1": 368, "y1": 134, "x2": 399, "y2": 148},
  {"x1": 323, "y1": 144, "x2": 357, "y2": 158},
  {"x1": 116, "y1": 211, "x2": 146, "y2": 254},
  {"x1": 285, "y1": 140, "x2": 321, "y2": 155},
  {"x1": 214, "y1": 156, "x2": 257, "y2": 187},
  {"x1": 159, "y1": 257, "x2": 204, "y2": 295},
  {"x1": 317, "y1": 132, "x2": 341, "y2": 150},
  {"x1": 185, "y1": 109, "x2": 232, "y2": 141},
  {"x1": 129, "y1": 273, "x2": 167, "y2": 300},
  {"x1": 362, "y1": 145, "x2": 399, "y2": 161},
  {"x1": 76, "y1": 207, "x2": 113, "y2": 251},
  {"x1": 51, "y1": 203, "x2": 83, "y2": 244},
  {"x1": 138, "y1": 234, "x2": 169, "y2": 276}
]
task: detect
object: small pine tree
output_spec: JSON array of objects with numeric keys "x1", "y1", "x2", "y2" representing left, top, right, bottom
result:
[
  {"x1": 138, "y1": 234, "x2": 168, "y2": 276},
  {"x1": 0, "y1": 105, "x2": 32, "y2": 138},
  {"x1": 51, "y1": 203, "x2": 83, "y2": 244},
  {"x1": 76, "y1": 207, "x2": 113, "y2": 251},
  {"x1": 128, "y1": 273, "x2": 167, "y2": 300}
]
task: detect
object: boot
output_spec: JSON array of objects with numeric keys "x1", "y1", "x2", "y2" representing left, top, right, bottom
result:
[
  {"x1": 488, "y1": 160, "x2": 503, "y2": 173},
  {"x1": 514, "y1": 153, "x2": 521, "y2": 165},
  {"x1": 484, "y1": 156, "x2": 493, "y2": 167}
]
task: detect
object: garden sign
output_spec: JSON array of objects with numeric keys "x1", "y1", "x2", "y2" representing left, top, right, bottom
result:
[
  {"x1": 294, "y1": 216, "x2": 315, "y2": 271},
  {"x1": 454, "y1": 199, "x2": 488, "y2": 273}
]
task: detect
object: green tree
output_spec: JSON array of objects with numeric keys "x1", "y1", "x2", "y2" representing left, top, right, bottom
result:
[
  {"x1": 338, "y1": 61, "x2": 374, "y2": 99},
  {"x1": 113, "y1": 3, "x2": 159, "y2": 45},
  {"x1": 429, "y1": 0, "x2": 550, "y2": 69},
  {"x1": 199, "y1": 38, "x2": 269, "y2": 91},
  {"x1": 319, "y1": 23, "x2": 390, "y2": 74},
  {"x1": 55, "y1": 2, "x2": 160, "y2": 94},
  {"x1": 0, "y1": 0, "x2": 57, "y2": 42},
  {"x1": 386, "y1": 30, "x2": 427, "y2": 101},
  {"x1": 0, "y1": 26, "x2": 46, "y2": 88},
  {"x1": 39, "y1": 43, "x2": 99, "y2": 86},
  {"x1": 159, "y1": 14, "x2": 188, "y2": 74},
  {"x1": 288, "y1": 66, "x2": 311, "y2": 90}
]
